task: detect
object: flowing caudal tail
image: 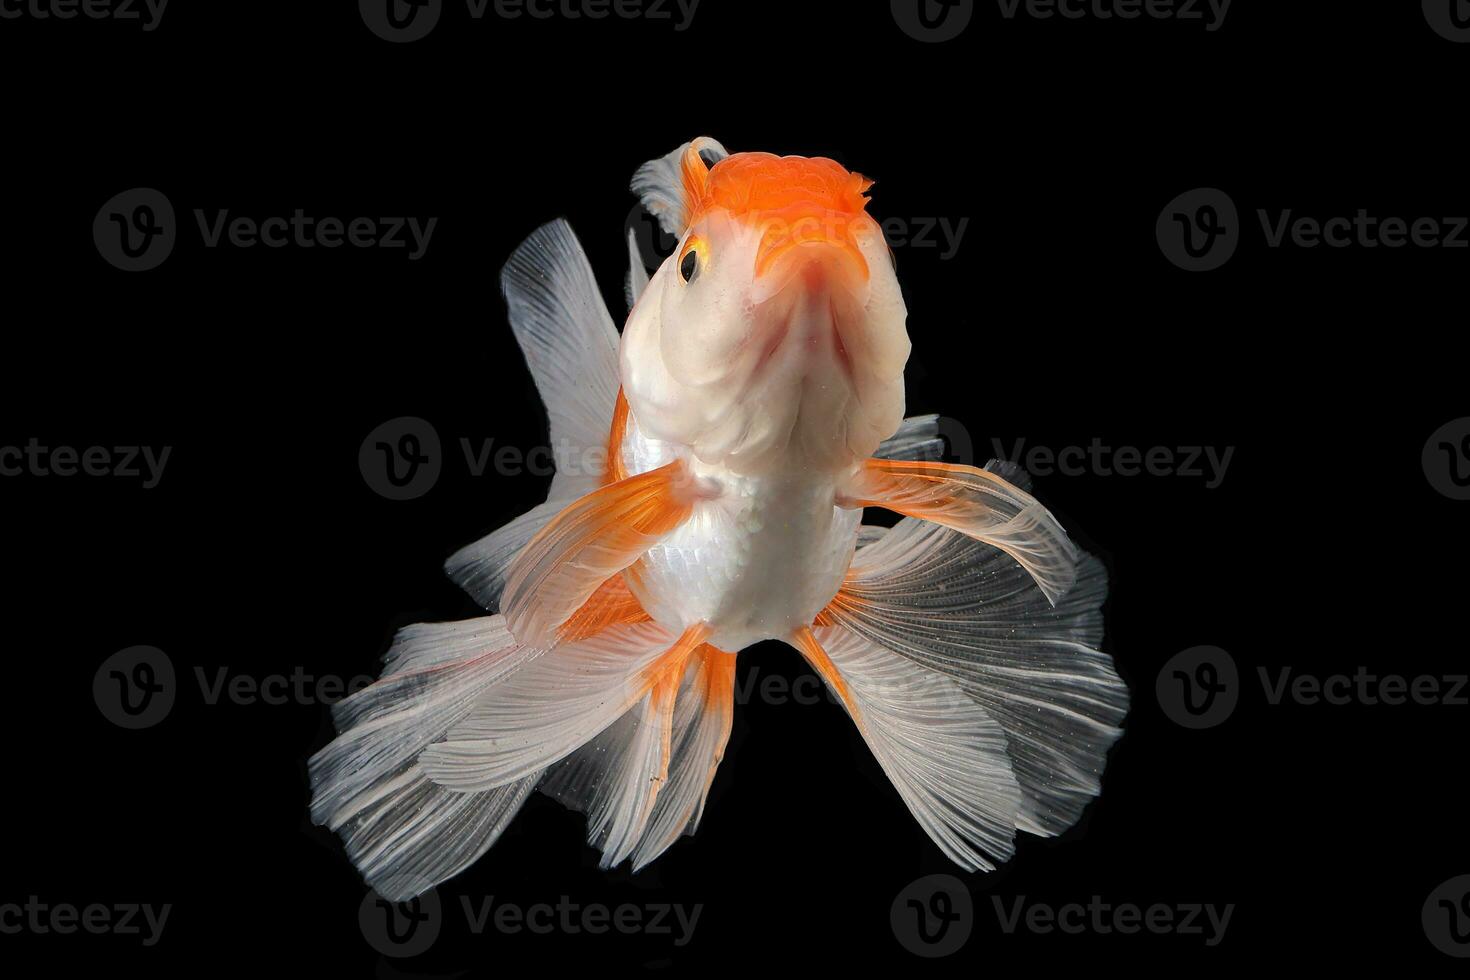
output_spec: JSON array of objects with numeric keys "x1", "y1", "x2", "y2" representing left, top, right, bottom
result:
[
  {"x1": 309, "y1": 607, "x2": 739, "y2": 898},
  {"x1": 795, "y1": 504, "x2": 1128, "y2": 869}
]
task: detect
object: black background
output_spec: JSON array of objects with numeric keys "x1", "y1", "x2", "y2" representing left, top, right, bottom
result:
[{"x1": 2, "y1": 0, "x2": 1467, "y2": 972}]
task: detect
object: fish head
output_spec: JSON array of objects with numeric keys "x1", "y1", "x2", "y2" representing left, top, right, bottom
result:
[{"x1": 621, "y1": 144, "x2": 911, "y2": 474}]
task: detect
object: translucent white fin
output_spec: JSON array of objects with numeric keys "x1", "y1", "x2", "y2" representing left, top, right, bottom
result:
[
  {"x1": 308, "y1": 616, "x2": 543, "y2": 899},
  {"x1": 630, "y1": 648, "x2": 736, "y2": 869},
  {"x1": 626, "y1": 227, "x2": 651, "y2": 311},
  {"x1": 539, "y1": 644, "x2": 735, "y2": 870},
  {"x1": 501, "y1": 219, "x2": 621, "y2": 501},
  {"x1": 983, "y1": 457, "x2": 1033, "y2": 492},
  {"x1": 445, "y1": 219, "x2": 621, "y2": 609},
  {"x1": 418, "y1": 623, "x2": 678, "y2": 793},
  {"x1": 795, "y1": 628, "x2": 1022, "y2": 871},
  {"x1": 501, "y1": 462, "x2": 695, "y2": 649},
  {"x1": 630, "y1": 137, "x2": 730, "y2": 237},
  {"x1": 875, "y1": 414, "x2": 943, "y2": 461},
  {"x1": 825, "y1": 519, "x2": 1127, "y2": 837},
  {"x1": 841, "y1": 458, "x2": 1079, "y2": 605},
  {"x1": 443, "y1": 500, "x2": 561, "y2": 611},
  {"x1": 327, "y1": 767, "x2": 537, "y2": 902},
  {"x1": 538, "y1": 693, "x2": 667, "y2": 868}
]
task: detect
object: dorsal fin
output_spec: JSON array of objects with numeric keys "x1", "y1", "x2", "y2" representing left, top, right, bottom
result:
[{"x1": 630, "y1": 137, "x2": 730, "y2": 237}]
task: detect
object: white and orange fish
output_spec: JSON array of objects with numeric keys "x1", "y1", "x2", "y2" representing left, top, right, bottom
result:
[{"x1": 310, "y1": 138, "x2": 1128, "y2": 899}]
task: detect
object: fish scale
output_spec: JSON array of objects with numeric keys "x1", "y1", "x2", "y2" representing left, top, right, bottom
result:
[{"x1": 622, "y1": 410, "x2": 861, "y2": 652}]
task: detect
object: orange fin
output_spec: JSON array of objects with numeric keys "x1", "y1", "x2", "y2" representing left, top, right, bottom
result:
[
  {"x1": 790, "y1": 626, "x2": 859, "y2": 724},
  {"x1": 640, "y1": 626, "x2": 711, "y2": 802},
  {"x1": 629, "y1": 642, "x2": 737, "y2": 870},
  {"x1": 604, "y1": 387, "x2": 632, "y2": 485},
  {"x1": 502, "y1": 461, "x2": 699, "y2": 649},
  {"x1": 838, "y1": 458, "x2": 1078, "y2": 605},
  {"x1": 557, "y1": 572, "x2": 652, "y2": 644}
]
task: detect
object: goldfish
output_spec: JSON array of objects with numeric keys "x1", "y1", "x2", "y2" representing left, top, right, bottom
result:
[{"x1": 310, "y1": 138, "x2": 1128, "y2": 899}]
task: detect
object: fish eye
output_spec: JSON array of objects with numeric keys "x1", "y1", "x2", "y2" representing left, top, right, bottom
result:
[{"x1": 678, "y1": 236, "x2": 707, "y2": 284}]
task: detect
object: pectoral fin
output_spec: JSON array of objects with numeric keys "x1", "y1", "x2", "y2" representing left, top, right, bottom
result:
[
  {"x1": 502, "y1": 461, "x2": 699, "y2": 649},
  {"x1": 838, "y1": 457, "x2": 1078, "y2": 604}
]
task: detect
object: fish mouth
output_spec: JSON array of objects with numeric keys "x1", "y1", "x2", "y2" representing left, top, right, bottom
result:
[
  {"x1": 749, "y1": 212, "x2": 872, "y2": 306},
  {"x1": 749, "y1": 228, "x2": 872, "y2": 379}
]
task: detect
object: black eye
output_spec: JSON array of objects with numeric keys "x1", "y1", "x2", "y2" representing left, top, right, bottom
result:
[{"x1": 680, "y1": 249, "x2": 699, "y2": 283}]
